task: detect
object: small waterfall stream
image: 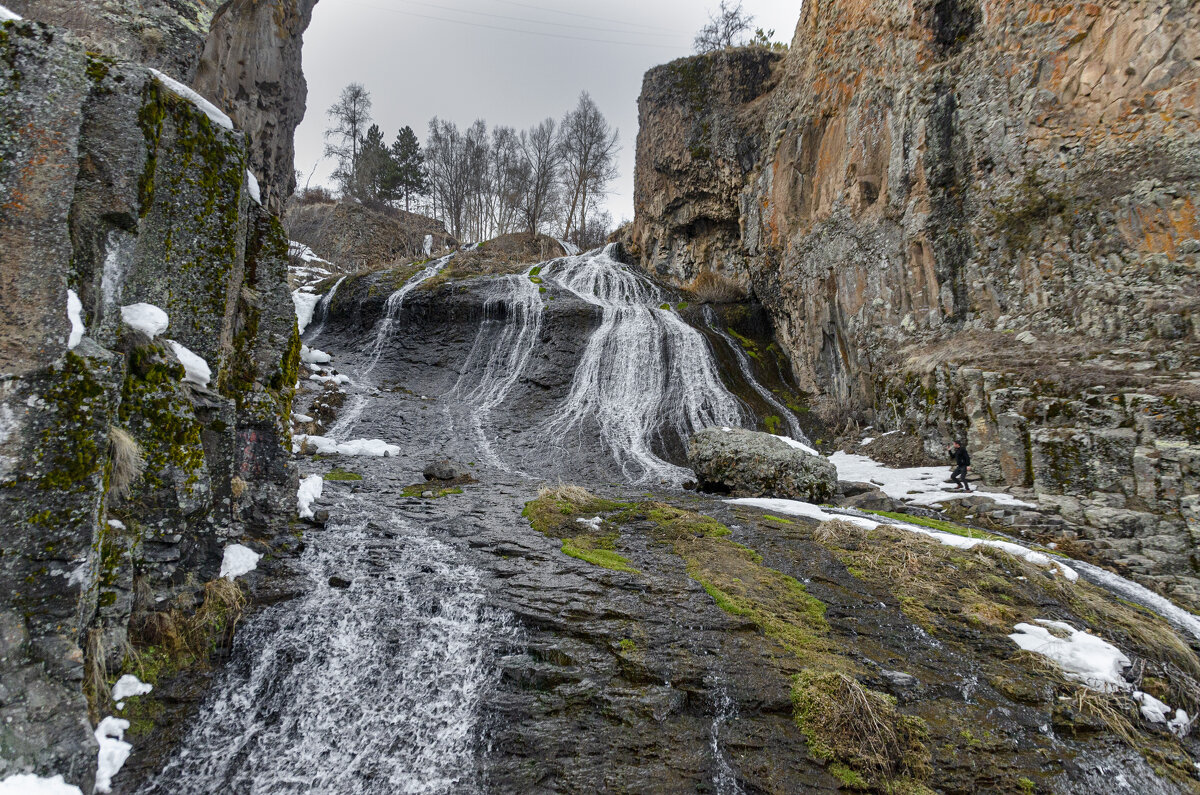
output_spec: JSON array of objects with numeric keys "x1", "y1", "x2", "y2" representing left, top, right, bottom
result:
[
  {"x1": 702, "y1": 305, "x2": 807, "y2": 442},
  {"x1": 140, "y1": 509, "x2": 516, "y2": 795},
  {"x1": 303, "y1": 275, "x2": 347, "y2": 343},
  {"x1": 448, "y1": 268, "x2": 545, "y2": 472},
  {"x1": 362, "y1": 255, "x2": 453, "y2": 377}
]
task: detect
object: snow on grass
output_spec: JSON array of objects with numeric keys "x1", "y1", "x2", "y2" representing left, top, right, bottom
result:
[
  {"x1": 293, "y1": 435, "x2": 399, "y2": 457},
  {"x1": 67, "y1": 289, "x2": 84, "y2": 349},
  {"x1": 829, "y1": 451, "x2": 1035, "y2": 508},
  {"x1": 245, "y1": 170, "x2": 261, "y2": 204},
  {"x1": 1070, "y1": 560, "x2": 1200, "y2": 642},
  {"x1": 1009, "y1": 620, "x2": 1130, "y2": 691},
  {"x1": 300, "y1": 345, "x2": 331, "y2": 364},
  {"x1": 727, "y1": 497, "x2": 1078, "y2": 581},
  {"x1": 111, "y1": 674, "x2": 152, "y2": 705},
  {"x1": 0, "y1": 775, "x2": 82, "y2": 795},
  {"x1": 297, "y1": 474, "x2": 323, "y2": 519},
  {"x1": 1134, "y1": 690, "x2": 1172, "y2": 723},
  {"x1": 120, "y1": 303, "x2": 169, "y2": 338},
  {"x1": 93, "y1": 716, "x2": 131, "y2": 794},
  {"x1": 0, "y1": 5, "x2": 22, "y2": 21},
  {"x1": 220, "y1": 543, "x2": 260, "y2": 579},
  {"x1": 576, "y1": 516, "x2": 603, "y2": 531},
  {"x1": 148, "y1": 69, "x2": 233, "y2": 130},
  {"x1": 166, "y1": 340, "x2": 211, "y2": 387},
  {"x1": 293, "y1": 290, "x2": 321, "y2": 334}
]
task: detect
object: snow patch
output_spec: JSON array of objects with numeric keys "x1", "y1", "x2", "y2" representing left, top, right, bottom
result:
[
  {"x1": 111, "y1": 675, "x2": 152, "y2": 706},
  {"x1": 292, "y1": 290, "x2": 321, "y2": 334},
  {"x1": 1008, "y1": 620, "x2": 1130, "y2": 691},
  {"x1": 309, "y1": 372, "x2": 351, "y2": 385},
  {"x1": 0, "y1": 775, "x2": 82, "y2": 795},
  {"x1": 67, "y1": 289, "x2": 84, "y2": 349},
  {"x1": 292, "y1": 413, "x2": 313, "y2": 423},
  {"x1": 1134, "y1": 690, "x2": 1172, "y2": 724},
  {"x1": 120, "y1": 303, "x2": 169, "y2": 338},
  {"x1": 0, "y1": 5, "x2": 23, "y2": 22},
  {"x1": 297, "y1": 474, "x2": 324, "y2": 519},
  {"x1": 245, "y1": 170, "x2": 261, "y2": 204},
  {"x1": 148, "y1": 69, "x2": 233, "y2": 130},
  {"x1": 575, "y1": 516, "x2": 603, "y2": 531},
  {"x1": 829, "y1": 451, "x2": 1035, "y2": 508},
  {"x1": 220, "y1": 544, "x2": 260, "y2": 580},
  {"x1": 293, "y1": 435, "x2": 399, "y2": 457},
  {"x1": 300, "y1": 345, "x2": 332, "y2": 364},
  {"x1": 166, "y1": 340, "x2": 211, "y2": 387},
  {"x1": 93, "y1": 716, "x2": 131, "y2": 794},
  {"x1": 771, "y1": 434, "x2": 820, "y2": 457},
  {"x1": 726, "y1": 497, "x2": 1077, "y2": 581},
  {"x1": 424, "y1": 234, "x2": 433, "y2": 256}
]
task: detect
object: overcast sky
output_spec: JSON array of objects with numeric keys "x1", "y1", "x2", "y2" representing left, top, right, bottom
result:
[{"x1": 294, "y1": 0, "x2": 802, "y2": 226}]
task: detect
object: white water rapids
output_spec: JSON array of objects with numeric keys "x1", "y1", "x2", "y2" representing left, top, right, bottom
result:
[{"x1": 140, "y1": 512, "x2": 516, "y2": 795}]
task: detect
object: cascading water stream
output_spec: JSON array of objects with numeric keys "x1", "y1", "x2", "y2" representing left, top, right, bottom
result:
[
  {"x1": 303, "y1": 275, "x2": 347, "y2": 343},
  {"x1": 139, "y1": 509, "x2": 516, "y2": 795},
  {"x1": 362, "y1": 255, "x2": 453, "y2": 377},
  {"x1": 702, "y1": 305, "x2": 808, "y2": 443},
  {"x1": 448, "y1": 268, "x2": 545, "y2": 471},
  {"x1": 540, "y1": 245, "x2": 744, "y2": 484}
]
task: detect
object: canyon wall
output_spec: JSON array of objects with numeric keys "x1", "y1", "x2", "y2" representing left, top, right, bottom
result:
[
  {"x1": 0, "y1": 1, "x2": 315, "y2": 786},
  {"x1": 633, "y1": 0, "x2": 1200, "y2": 604}
]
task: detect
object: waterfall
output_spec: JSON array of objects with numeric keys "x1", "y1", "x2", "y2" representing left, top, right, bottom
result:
[
  {"x1": 139, "y1": 512, "x2": 516, "y2": 795},
  {"x1": 362, "y1": 255, "x2": 452, "y2": 377},
  {"x1": 702, "y1": 305, "x2": 808, "y2": 443},
  {"x1": 303, "y1": 275, "x2": 347, "y2": 343},
  {"x1": 448, "y1": 268, "x2": 545, "y2": 471},
  {"x1": 541, "y1": 245, "x2": 744, "y2": 484}
]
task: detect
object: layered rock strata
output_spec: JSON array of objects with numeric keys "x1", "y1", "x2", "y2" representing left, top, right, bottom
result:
[{"x1": 633, "y1": 0, "x2": 1200, "y2": 599}]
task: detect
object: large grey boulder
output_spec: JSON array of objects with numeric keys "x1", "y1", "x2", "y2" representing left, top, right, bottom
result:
[{"x1": 687, "y1": 427, "x2": 837, "y2": 502}]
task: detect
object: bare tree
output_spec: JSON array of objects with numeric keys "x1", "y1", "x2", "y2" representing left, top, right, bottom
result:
[
  {"x1": 489, "y1": 125, "x2": 526, "y2": 236},
  {"x1": 425, "y1": 118, "x2": 472, "y2": 239},
  {"x1": 694, "y1": 1, "x2": 754, "y2": 53},
  {"x1": 518, "y1": 118, "x2": 560, "y2": 235},
  {"x1": 558, "y1": 92, "x2": 619, "y2": 245},
  {"x1": 325, "y1": 83, "x2": 373, "y2": 196}
]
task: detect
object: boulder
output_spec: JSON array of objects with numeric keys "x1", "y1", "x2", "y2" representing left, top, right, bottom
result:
[
  {"x1": 687, "y1": 427, "x2": 837, "y2": 502},
  {"x1": 423, "y1": 459, "x2": 472, "y2": 482}
]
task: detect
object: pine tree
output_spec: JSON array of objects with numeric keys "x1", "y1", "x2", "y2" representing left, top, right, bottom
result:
[
  {"x1": 356, "y1": 124, "x2": 393, "y2": 201},
  {"x1": 388, "y1": 126, "x2": 428, "y2": 212}
]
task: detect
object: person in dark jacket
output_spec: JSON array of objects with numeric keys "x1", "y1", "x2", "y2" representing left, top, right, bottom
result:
[{"x1": 948, "y1": 440, "x2": 971, "y2": 492}]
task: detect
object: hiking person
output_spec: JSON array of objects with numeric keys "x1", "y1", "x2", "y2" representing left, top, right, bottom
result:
[{"x1": 947, "y1": 440, "x2": 971, "y2": 492}]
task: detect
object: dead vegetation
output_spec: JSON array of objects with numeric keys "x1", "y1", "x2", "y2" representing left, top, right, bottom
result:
[
  {"x1": 108, "y1": 426, "x2": 144, "y2": 498},
  {"x1": 686, "y1": 269, "x2": 747, "y2": 304}
]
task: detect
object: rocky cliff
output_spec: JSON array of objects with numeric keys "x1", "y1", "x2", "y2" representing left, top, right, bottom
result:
[
  {"x1": 0, "y1": 1, "x2": 315, "y2": 787},
  {"x1": 633, "y1": 0, "x2": 1200, "y2": 606}
]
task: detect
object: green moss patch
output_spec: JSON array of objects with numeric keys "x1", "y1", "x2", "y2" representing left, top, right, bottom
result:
[
  {"x1": 324, "y1": 468, "x2": 362, "y2": 482},
  {"x1": 401, "y1": 484, "x2": 463, "y2": 498}
]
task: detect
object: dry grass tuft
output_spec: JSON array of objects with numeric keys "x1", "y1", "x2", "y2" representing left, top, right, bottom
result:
[
  {"x1": 688, "y1": 270, "x2": 747, "y2": 304},
  {"x1": 813, "y1": 519, "x2": 867, "y2": 547},
  {"x1": 538, "y1": 483, "x2": 595, "y2": 505},
  {"x1": 108, "y1": 426, "x2": 144, "y2": 499},
  {"x1": 793, "y1": 670, "x2": 930, "y2": 783}
]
